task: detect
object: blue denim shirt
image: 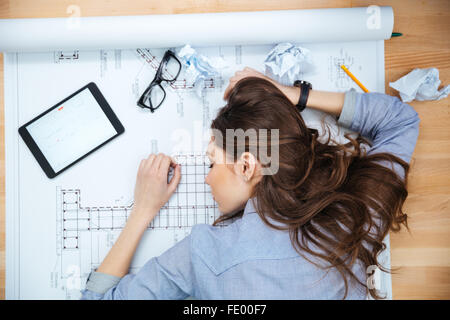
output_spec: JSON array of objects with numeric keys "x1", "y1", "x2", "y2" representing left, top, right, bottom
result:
[{"x1": 81, "y1": 89, "x2": 420, "y2": 300}]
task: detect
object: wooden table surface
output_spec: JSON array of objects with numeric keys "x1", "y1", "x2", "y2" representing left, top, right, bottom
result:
[{"x1": 0, "y1": 0, "x2": 449, "y2": 300}]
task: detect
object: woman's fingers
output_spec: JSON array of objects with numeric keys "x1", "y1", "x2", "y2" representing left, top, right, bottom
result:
[
  {"x1": 138, "y1": 159, "x2": 146, "y2": 173},
  {"x1": 150, "y1": 153, "x2": 164, "y2": 172},
  {"x1": 168, "y1": 163, "x2": 181, "y2": 195},
  {"x1": 223, "y1": 80, "x2": 235, "y2": 100},
  {"x1": 141, "y1": 153, "x2": 177, "y2": 172},
  {"x1": 143, "y1": 153, "x2": 180, "y2": 185},
  {"x1": 142, "y1": 154, "x2": 156, "y2": 172},
  {"x1": 223, "y1": 67, "x2": 265, "y2": 100},
  {"x1": 159, "y1": 155, "x2": 171, "y2": 172},
  {"x1": 159, "y1": 155, "x2": 181, "y2": 191},
  {"x1": 132, "y1": 153, "x2": 183, "y2": 223}
]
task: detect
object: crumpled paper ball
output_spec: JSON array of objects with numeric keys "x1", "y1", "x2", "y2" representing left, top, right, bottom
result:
[
  {"x1": 177, "y1": 44, "x2": 228, "y2": 97},
  {"x1": 389, "y1": 67, "x2": 450, "y2": 102},
  {"x1": 264, "y1": 42, "x2": 314, "y2": 85}
]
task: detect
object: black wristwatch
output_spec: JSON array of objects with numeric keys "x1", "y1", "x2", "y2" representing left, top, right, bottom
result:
[{"x1": 293, "y1": 80, "x2": 312, "y2": 112}]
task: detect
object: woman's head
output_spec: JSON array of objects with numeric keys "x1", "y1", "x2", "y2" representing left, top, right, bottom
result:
[
  {"x1": 208, "y1": 77, "x2": 410, "y2": 299},
  {"x1": 206, "y1": 77, "x2": 303, "y2": 215}
]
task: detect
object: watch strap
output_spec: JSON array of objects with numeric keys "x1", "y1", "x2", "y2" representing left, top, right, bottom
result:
[{"x1": 293, "y1": 80, "x2": 312, "y2": 112}]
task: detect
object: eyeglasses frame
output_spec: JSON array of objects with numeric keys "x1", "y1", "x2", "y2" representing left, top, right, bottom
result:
[{"x1": 137, "y1": 50, "x2": 182, "y2": 113}]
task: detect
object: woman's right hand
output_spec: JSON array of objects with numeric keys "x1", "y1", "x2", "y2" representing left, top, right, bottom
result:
[
  {"x1": 223, "y1": 67, "x2": 283, "y2": 100},
  {"x1": 132, "y1": 153, "x2": 181, "y2": 224}
]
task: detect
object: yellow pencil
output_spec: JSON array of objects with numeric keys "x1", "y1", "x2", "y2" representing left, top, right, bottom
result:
[{"x1": 340, "y1": 65, "x2": 370, "y2": 93}]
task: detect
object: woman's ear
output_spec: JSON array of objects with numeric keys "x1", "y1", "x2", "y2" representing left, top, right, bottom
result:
[{"x1": 236, "y1": 152, "x2": 258, "y2": 182}]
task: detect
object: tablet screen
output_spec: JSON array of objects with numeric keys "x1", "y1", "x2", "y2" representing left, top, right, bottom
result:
[{"x1": 26, "y1": 87, "x2": 118, "y2": 173}]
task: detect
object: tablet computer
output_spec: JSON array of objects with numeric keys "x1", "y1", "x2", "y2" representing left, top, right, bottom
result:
[{"x1": 19, "y1": 82, "x2": 125, "y2": 179}]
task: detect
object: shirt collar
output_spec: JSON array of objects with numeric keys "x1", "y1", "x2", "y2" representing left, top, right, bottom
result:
[
  {"x1": 243, "y1": 197, "x2": 258, "y2": 216},
  {"x1": 242, "y1": 197, "x2": 287, "y2": 228}
]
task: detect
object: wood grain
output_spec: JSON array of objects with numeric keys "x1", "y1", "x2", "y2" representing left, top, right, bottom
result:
[{"x1": 0, "y1": 0, "x2": 449, "y2": 300}]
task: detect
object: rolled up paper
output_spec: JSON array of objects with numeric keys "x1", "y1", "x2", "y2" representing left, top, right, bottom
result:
[{"x1": 0, "y1": 7, "x2": 394, "y2": 53}]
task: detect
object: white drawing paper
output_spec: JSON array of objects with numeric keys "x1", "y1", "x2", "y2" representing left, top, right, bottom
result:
[{"x1": 2, "y1": 8, "x2": 393, "y2": 300}]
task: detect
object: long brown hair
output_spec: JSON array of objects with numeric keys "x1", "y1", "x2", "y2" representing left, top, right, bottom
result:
[{"x1": 211, "y1": 77, "x2": 410, "y2": 299}]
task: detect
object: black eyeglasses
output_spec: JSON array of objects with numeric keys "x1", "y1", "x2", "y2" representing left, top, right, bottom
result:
[{"x1": 137, "y1": 50, "x2": 182, "y2": 113}]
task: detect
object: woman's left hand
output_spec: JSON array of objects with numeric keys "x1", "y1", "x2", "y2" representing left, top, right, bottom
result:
[
  {"x1": 223, "y1": 67, "x2": 282, "y2": 100},
  {"x1": 132, "y1": 153, "x2": 181, "y2": 224}
]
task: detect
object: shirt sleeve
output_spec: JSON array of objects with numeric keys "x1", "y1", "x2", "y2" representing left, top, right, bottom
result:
[
  {"x1": 80, "y1": 234, "x2": 194, "y2": 300},
  {"x1": 337, "y1": 88, "x2": 420, "y2": 179}
]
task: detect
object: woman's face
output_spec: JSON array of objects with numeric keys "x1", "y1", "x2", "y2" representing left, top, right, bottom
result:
[{"x1": 205, "y1": 139, "x2": 258, "y2": 215}]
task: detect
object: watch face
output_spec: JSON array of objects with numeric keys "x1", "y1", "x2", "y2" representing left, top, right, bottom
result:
[
  {"x1": 302, "y1": 80, "x2": 312, "y2": 88},
  {"x1": 294, "y1": 80, "x2": 312, "y2": 89}
]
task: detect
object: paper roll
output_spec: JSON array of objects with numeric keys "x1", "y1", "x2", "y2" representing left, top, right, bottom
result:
[{"x1": 0, "y1": 7, "x2": 394, "y2": 53}]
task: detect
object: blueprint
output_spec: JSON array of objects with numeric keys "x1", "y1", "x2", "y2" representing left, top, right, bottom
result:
[{"x1": 4, "y1": 40, "x2": 391, "y2": 299}]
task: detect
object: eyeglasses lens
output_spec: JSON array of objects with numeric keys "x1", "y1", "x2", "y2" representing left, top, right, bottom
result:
[
  {"x1": 161, "y1": 56, "x2": 181, "y2": 81},
  {"x1": 147, "y1": 84, "x2": 165, "y2": 108}
]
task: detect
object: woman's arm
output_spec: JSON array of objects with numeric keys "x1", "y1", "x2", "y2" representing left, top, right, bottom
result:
[
  {"x1": 82, "y1": 233, "x2": 195, "y2": 300},
  {"x1": 223, "y1": 67, "x2": 345, "y2": 116},
  {"x1": 224, "y1": 67, "x2": 420, "y2": 177},
  {"x1": 282, "y1": 86, "x2": 345, "y2": 117},
  {"x1": 94, "y1": 153, "x2": 181, "y2": 278},
  {"x1": 95, "y1": 210, "x2": 152, "y2": 277}
]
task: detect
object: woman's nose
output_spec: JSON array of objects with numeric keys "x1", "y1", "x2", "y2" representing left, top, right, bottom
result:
[{"x1": 205, "y1": 174, "x2": 210, "y2": 186}]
